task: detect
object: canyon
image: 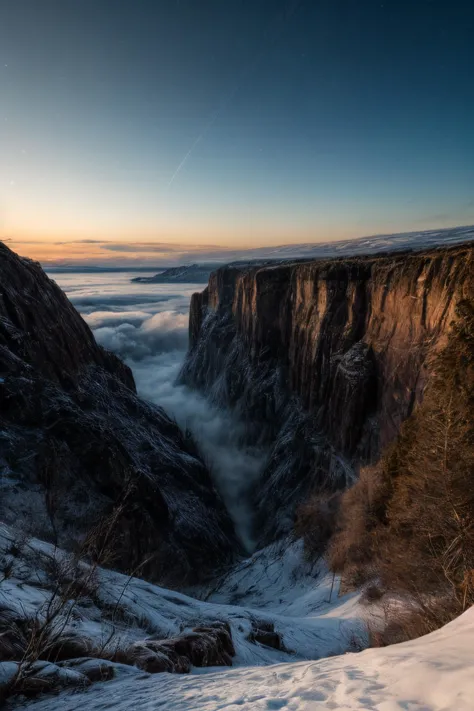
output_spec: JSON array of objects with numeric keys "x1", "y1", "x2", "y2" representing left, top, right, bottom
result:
[
  {"x1": 2, "y1": 238, "x2": 473, "y2": 571},
  {"x1": 1, "y1": 236, "x2": 474, "y2": 708}
]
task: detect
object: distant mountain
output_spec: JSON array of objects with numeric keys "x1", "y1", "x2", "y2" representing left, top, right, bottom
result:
[{"x1": 131, "y1": 263, "x2": 218, "y2": 283}]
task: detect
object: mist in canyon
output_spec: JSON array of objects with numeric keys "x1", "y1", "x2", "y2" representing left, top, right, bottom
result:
[{"x1": 51, "y1": 270, "x2": 265, "y2": 552}]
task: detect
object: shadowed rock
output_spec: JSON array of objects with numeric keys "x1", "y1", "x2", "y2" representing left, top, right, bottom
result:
[
  {"x1": 125, "y1": 622, "x2": 234, "y2": 673},
  {"x1": 248, "y1": 621, "x2": 283, "y2": 651},
  {"x1": 0, "y1": 241, "x2": 237, "y2": 584}
]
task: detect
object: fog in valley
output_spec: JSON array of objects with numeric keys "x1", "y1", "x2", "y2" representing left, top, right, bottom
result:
[{"x1": 51, "y1": 271, "x2": 264, "y2": 552}]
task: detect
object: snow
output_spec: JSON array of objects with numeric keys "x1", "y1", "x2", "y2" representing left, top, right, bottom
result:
[
  {"x1": 0, "y1": 661, "x2": 18, "y2": 688},
  {"x1": 0, "y1": 526, "x2": 365, "y2": 671},
  {"x1": 4, "y1": 522, "x2": 473, "y2": 710},
  {"x1": 2, "y1": 498, "x2": 474, "y2": 711},
  {"x1": 23, "y1": 606, "x2": 474, "y2": 710},
  {"x1": 226, "y1": 224, "x2": 474, "y2": 264}
]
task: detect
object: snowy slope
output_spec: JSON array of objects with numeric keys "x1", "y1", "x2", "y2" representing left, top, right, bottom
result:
[
  {"x1": 24, "y1": 604, "x2": 474, "y2": 710},
  {"x1": 0, "y1": 525, "x2": 365, "y2": 672},
  {"x1": 5, "y1": 523, "x2": 473, "y2": 710},
  {"x1": 2, "y1": 499, "x2": 474, "y2": 710}
]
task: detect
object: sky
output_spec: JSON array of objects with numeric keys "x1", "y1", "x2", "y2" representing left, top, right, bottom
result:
[{"x1": 1, "y1": 0, "x2": 473, "y2": 266}]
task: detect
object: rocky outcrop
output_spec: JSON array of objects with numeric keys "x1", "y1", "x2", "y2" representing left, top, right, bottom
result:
[
  {"x1": 0, "y1": 242, "x2": 237, "y2": 583},
  {"x1": 0, "y1": 625, "x2": 231, "y2": 702},
  {"x1": 132, "y1": 264, "x2": 217, "y2": 284},
  {"x1": 181, "y1": 243, "x2": 474, "y2": 543},
  {"x1": 125, "y1": 622, "x2": 234, "y2": 673}
]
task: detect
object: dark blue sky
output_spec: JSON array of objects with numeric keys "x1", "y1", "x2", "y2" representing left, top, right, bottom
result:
[{"x1": 1, "y1": 0, "x2": 473, "y2": 259}]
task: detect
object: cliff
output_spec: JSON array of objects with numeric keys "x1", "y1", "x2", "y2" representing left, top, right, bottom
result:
[
  {"x1": 181, "y1": 242, "x2": 474, "y2": 543},
  {"x1": 0, "y1": 242, "x2": 237, "y2": 583}
]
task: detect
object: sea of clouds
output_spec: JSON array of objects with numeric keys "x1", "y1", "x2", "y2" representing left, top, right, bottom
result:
[{"x1": 50, "y1": 271, "x2": 264, "y2": 552}]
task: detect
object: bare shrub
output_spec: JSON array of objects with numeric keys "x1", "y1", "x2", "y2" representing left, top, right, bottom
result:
[
  {"x1": 366, "y1": 595, "x2": 455, "y2": 648},
  {"x1": 328, "y1": 463, "x2": 391, "y2": 582},
  {"x1": 0, "y1": 485, "x2": 140, "y2": 702},
  {"x1": 295, "y1": 491, "x2": 341, "y2": 559}
]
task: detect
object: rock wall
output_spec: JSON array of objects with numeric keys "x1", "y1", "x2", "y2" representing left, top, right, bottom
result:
[
  {"x1": 181, "y1": 243, "x2": 474, "y2": 543},
  {"x1": 0, "y1": 242, "x2": 237, "y2": 583}
]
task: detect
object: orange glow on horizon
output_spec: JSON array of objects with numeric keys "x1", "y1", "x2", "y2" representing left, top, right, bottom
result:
[{"x1": 1, "y1": 224, "x2": 354, "y2": 266}]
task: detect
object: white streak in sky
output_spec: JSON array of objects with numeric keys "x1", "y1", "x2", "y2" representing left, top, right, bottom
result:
[
  {"x1": 167, "y1": 133, "x2": 204, "y2": 187},
  {"x1": 166, "y1": 0, "x2": 303, "y2": 190},
  {"x1": 166, "y1": 107, "x2": 222, "y2": 189}
]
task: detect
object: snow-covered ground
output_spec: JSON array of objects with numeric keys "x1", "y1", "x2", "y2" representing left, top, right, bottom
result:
[
  {"x1": 2, "y1": 523, "x2": 473, "y2": 710},
  {"x1": 0, "y1": 525, "x2": 364, "y2": 668},
  {"x1": 23, "y1": 598, "x2": 474, "y2": 711}
]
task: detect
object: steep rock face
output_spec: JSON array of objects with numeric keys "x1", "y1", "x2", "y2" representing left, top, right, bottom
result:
[
  {"x1": 181, "y1": 244, "x2": 474, "y2": 543},
  {"x1": 0, "y1": 242, "x2": 237, "y2": 583},
  {"x1": 0, "y1": 242, "x2": 133, "y2": 389}
]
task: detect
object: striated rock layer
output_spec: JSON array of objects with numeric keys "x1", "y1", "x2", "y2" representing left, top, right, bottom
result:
[
  {"x1": 0, "y1": 242, "x2": 237, "y2": 583},
  {"x1": 181, "y1": 243, "x2": 474, "y2": 543}
]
